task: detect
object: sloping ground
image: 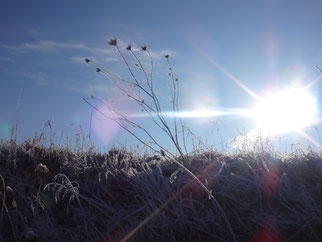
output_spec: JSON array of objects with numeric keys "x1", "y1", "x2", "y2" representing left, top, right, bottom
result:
[{"x1": 1, "y1": 138, "x2": 322, "y2": 242}]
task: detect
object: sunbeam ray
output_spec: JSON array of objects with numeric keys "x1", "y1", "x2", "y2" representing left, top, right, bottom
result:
[
  {"x1": 304, "y1": 74, "x2": 322, "y2": 90},
  {"x1": 297, "y1": 129, "x2": 322, "y2": 148},
  {"x1": 125, "y1": 108, "x2": 254, "y2": 119},
  {"x1": 194, "y1": 47, "x2": 261, "y2": 101}
]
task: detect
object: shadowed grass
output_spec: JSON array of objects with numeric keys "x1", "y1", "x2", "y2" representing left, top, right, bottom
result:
[{"x1": 1, "y1": 133, "x2": 322, "y2": 241}]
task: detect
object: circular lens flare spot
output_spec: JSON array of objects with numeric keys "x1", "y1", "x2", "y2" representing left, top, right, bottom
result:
[
  {"x1": 93, "y1": 102, "x2": 121, "y2": 146},
  {"x1": 254, "y1": 87, "x2": 318, "y2": 135}
]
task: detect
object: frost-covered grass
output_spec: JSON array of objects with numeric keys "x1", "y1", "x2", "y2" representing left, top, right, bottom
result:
[{"x1": 1, "y1": 133, "x2": 322, "y2": 242}]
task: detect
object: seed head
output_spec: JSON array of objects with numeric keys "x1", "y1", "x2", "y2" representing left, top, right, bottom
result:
[
  {"x1": 4, "y1": 186, "x2": 16, "y2": 208},
  {"x1": 35, "y1": 163, "x2": 49, "y2": 177},
  {"x1": 5, "y1": 186, "x2": 13, "y2": 195},
  {"x1": 140, "y1": 45, "x2": 147, "y2": 51},
  {"x1": 160, "y1": 149, "x2": 166, "y2": 157},
  {"x1": 126, "y1": 44, "x2": 132, "y2": 50},
  {"x1": 96, "y1": 68, "x2": 101, "y2": 73},
  {"x1": 108, "y1": 37, "x2": 117, "y2": 46},
  {"x1": 85, "y1": 58, "x2": 90, "y2": 63},
  {"x1": 5, "y1": 186, "x2": 14, "y2": 201},
  {"x1": 164, "y1": 54, "x2": 169, "y2": 59}
]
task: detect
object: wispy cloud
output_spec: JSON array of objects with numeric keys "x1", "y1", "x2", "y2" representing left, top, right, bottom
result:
[
  {"x1": 87, "y1": 82, "x2": 111, "y2": 95},
  {"x1": 2, "y1": 40, "x2": 85, "y2": 51},
  {"x1": 23, "y1": 71, "x2": 50, "y2": 86},
  {"x1": 70, "y1": 56, "x2": 94, "y2": 64},
  {"x1": 1, "y1": 39, "x2": 176, "y2": 64},
  {"x1": 150, "y1": 49, "x2": 176, "y2": 61},
  {"x1": 20, "y1": 70, "x2": 110, "y2": 95},
  {"x1": 52, "y1": 79, "x2": 111, "y2": 95},
  {"x1": 69, "y1": 56, "x2": 119, "y2": 64},
  {"x1": 0, "y1": 57, "x2": 14, "y2": 63},
  {"x1": 1, "y1": 38, "x2": 177, "y2": 95},
  {"x1": 26, "y1": 29, "x2": 41, "y2": 38},
  {"x1": 1, "y1": 40, "x2": 113, "y2": 56}
]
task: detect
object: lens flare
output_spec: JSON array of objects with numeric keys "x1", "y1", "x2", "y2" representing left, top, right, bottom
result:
[
  {"x1": 254, "y1": 87, "x2": 318, "y2": 135},
  {"x1": 92, "y1": 102, "x2": 121, "y2": 145}
]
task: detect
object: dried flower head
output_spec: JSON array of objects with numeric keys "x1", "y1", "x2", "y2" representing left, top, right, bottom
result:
[
  {"x1": 96, "y1": 68, "x2": 101, "y2": 73},
  {"x1": 5, "y1": 186, "x2": 13, "y2": 195},
  {"x1": 5, "y1": 186, "x2": 16, "y2": 208},
  {"x1": 85, "y1": 58, "x2": 90, "y2": 63},
  {"x1": 140, "y1": 45, "x2": 147, "y2": 51},
  {"x1": 164, "y1": 54, "x2": 169, "y2": 59},
  {"x1": 126, "y1": 44, "x2": 132, "y2": 50},
  {"x1": 35, "y1": 163, "x2": 49, "y2": 176},
  {"x1": 5, "y1": 186, "x2": 13, "y2": 200},
  {"x1": 160, "y1": 149, "x2": 166, "y2": 157},
  {"x1": 108, "y1": 37, "x2": 117, "y2": 46}
]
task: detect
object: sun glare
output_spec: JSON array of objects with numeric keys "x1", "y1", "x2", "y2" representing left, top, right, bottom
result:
[{"x1": 253, "y1": 87, "x2": 318, "y2": 135}]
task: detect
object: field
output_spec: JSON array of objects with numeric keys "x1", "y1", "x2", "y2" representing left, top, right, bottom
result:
[
  {"x1": 2, "y1": 39, "x2": 322, "y2": 242},
  {"x1": 2, "y1": 1, "x2": 322, "y2": 241},
  {"x1": 1, "y1": 133, "x2": 322, "y2": 242}
]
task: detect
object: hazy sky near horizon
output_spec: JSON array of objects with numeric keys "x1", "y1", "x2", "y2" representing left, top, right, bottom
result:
[{"x1": 1, "y1": 0, "x2": 321, "y2": 153}]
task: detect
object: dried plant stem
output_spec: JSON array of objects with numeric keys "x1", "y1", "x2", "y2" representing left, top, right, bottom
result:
[{"x1": 84, "y1": 38, "x2": 237, "y2": 241}]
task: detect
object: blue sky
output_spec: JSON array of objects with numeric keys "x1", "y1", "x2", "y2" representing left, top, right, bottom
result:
[{"x1": 1, "y1": 0, "x2": 321, "y2": 154}]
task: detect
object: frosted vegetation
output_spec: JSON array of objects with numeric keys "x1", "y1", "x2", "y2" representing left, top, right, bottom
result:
[
  {"x1": 1, "y1": 134, "x2": 322, "y2": 241},
  {"x1": 1, "y1": 39, "x2": 322, "y2": 241}
]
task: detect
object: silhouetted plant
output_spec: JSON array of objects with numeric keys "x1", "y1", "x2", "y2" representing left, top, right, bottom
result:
[{"x1": 84, "y1": 37, "x2": 237, "y2": 240}]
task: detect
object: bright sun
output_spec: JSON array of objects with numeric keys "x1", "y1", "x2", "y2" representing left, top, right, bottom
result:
[{"x1": 253, "y1": 86, "x2": 318, "y2": 135}]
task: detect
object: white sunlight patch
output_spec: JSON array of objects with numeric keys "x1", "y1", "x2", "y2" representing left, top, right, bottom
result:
[
  {"x1": 163, "y1": 109, "x2": 227, "y2": 118},
  {"x1": 253, "y1": 86, "x2": 318, "y2": 135},
  {"x1": 127, "y1": 108, "x2": 254, "y2": 119}
]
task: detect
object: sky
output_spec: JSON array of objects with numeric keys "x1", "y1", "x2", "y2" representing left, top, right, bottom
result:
[{"x1": 0, "y1": 0, "x2": 321, "y2": 154}]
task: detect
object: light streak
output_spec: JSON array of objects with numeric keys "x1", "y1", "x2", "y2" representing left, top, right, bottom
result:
[
  {"x1": 297, "y1": 129, "x2": 322, "y2": 149},
  {"x1": 126, "y1": 108, "x2": 254, "y2": 119},
  {"x1": 304, "y1": 74, "x2": 322, "y2": 90},
  {"x1": 195, "y1": 47, "x2": 261, "y2": 101}
]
